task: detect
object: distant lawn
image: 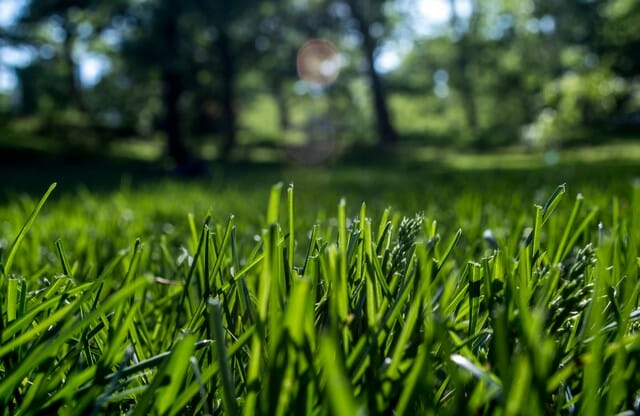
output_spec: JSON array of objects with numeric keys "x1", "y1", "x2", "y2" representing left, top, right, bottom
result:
[
  {"x1": 2, "y1": 136, "x2": 640, "y2": 191},
  {"x1": 2, "y1": 141, "x2": 640, "y2": 251}
]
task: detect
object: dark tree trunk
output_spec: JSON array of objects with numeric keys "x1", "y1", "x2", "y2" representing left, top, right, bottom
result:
[
  {"x1": 217, "y1": 29, "x2": 237, "y2": 160},
  {"x1": 163, "y1": 66, "x2": 189, "y2": 164},
  {"x1": 348, "y1": 0, "x2": 398, "y2": 146},
  {"x1": 62, "y1": 20, "x2": 86, "y2": 113},
  {"x1": 364, "y1": 38, "x2": 398, "y2": 146},
  {"x1": 456, "y1": 44, "x2": 478, "y2": 133},
  {"x1": 450, "y1": 0, "x2": 478, "y2": 134},
  {"x1": 274, "y1": 82, "x2": 290, "y2": 131},
  {"x1": 161, "y1": 6, "x2": 190, "y2": 165}
]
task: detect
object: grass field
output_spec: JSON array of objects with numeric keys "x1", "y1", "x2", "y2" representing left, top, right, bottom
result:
[{"x1": 2, "y1": 145, "x2": 640, "y2": 414}]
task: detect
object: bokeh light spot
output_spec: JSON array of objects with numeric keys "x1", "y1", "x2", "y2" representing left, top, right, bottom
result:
[{"x1": 296, "y1": 39, "x2": 341, "y2": 86}]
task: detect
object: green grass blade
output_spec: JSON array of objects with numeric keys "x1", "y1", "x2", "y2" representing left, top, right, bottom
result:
[
  {"x1": 208, "y1": 298, "x2": 239, "y2": 415},
  {"x1": 55, "y1": 239, "x2": 73, "y2": 278},
  {"x1": 318, "y1": 335, "x2": 360, "y2": 416},
  {"x1": 541, "y1": 183, "x2": 566, "y2": 225},
  {"x1": 6, "y1": 278, "x2": 18, "y2": 323},
  {"x1": 287, "y1": 184, "x2": 295, "y2": 274},
  {"x1": 267, "y1": 182, "x2": 283, "y2": 224},
  {"x1": 552, "y1": 193, "x2": 584, "y2": 264},
  {"x1": 3, "y1": 182, "x2": 56, "y2": 276},
  {"x1": 132, "y1": 333, "x2": 197, "y2": 415}
]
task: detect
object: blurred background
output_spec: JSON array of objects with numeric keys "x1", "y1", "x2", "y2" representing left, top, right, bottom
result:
[{"x1": 0, "y1": 0, "x2": 639, "y2": 174}]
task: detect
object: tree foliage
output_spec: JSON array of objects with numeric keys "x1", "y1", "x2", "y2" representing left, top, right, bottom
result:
[{"x1": 0, "y1": 0, "x2": 638, "y2": 161}]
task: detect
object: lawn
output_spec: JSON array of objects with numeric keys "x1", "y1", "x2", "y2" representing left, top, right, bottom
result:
[{"x1": 1, "y1": 144, "x2": 640, "y2": 414}]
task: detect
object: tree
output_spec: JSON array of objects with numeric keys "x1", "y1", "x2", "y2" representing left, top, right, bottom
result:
[
  {"x1": 158, "y1": 0, "x2": 190, "y2": 165},
  {"x1": 125, "y1": 0, "x2": 259, "y2": 162},
  {"x1": 448, "y1": 0, "x2": 478, "y2": 137},
  {"x1": 120, "y1": 0, "x2": 202, "y2": 166},
  {"x1": 189, "y1": 0, "x2": 261, "y2": 160},
  {"x1": 15, "y1": 0, "x2": 127, "y2": 114},
  {"x1": 339, "y1": 0, "x2": 398, "y2": 146},
  {"x1": 252, "y1": 1, "x2": 307, "y2": 133}
]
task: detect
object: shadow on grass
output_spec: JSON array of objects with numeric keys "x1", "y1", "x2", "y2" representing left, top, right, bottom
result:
[
  {"x1": 0, "y1": 144, "x2": 294, "y2": 202},
  {"x1": 2, "y1": 141, "x2": 640, "y2": 205}
]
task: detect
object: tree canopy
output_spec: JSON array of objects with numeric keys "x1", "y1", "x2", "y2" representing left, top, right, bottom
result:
[{"x1": 0, "y1": 0, "x2": 638, "y2": 163}]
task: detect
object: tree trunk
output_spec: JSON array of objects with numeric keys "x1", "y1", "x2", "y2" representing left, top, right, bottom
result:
[
  {"x1": 161, "y1": 5, "x2": 190, "y2": 165},
  {"x1": 274, "y1": 81, "x2": 290, "y2": 131},
  {"x1": 62, "y1": 19, "x2": 86, "y2": 113},
  {"x1": 365, "y1": 38, "x2": 398, "y2": 146},
  {"x1": 457, "y1": 44, "x2": 478, "y2": 133},
  {"x1": 450, "y1": 0, "x2": 478, "y2": 134},
  {"x1": 217, "y1": 28, "x2": 237, "y2": 160},
  {"x1": 348, "y1": 0, "x2": 398, "y2": 146},
  {"x1": 163, "y1": 67, "x2": 189, "y2": 164}
]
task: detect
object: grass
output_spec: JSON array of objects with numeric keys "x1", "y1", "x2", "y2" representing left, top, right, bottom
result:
[{"x1": 1, "y1": 152, "x2": 640, "y2": 414}]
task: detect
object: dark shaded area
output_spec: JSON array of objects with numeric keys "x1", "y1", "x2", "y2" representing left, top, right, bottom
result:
[{"x1": 3, "y1": 139, "x2": 640, "y2": 215}]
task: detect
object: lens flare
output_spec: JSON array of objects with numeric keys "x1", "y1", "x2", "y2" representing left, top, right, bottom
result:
[{"x1": 296, "y1": 39, "x2": 341, "y2": 86}]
